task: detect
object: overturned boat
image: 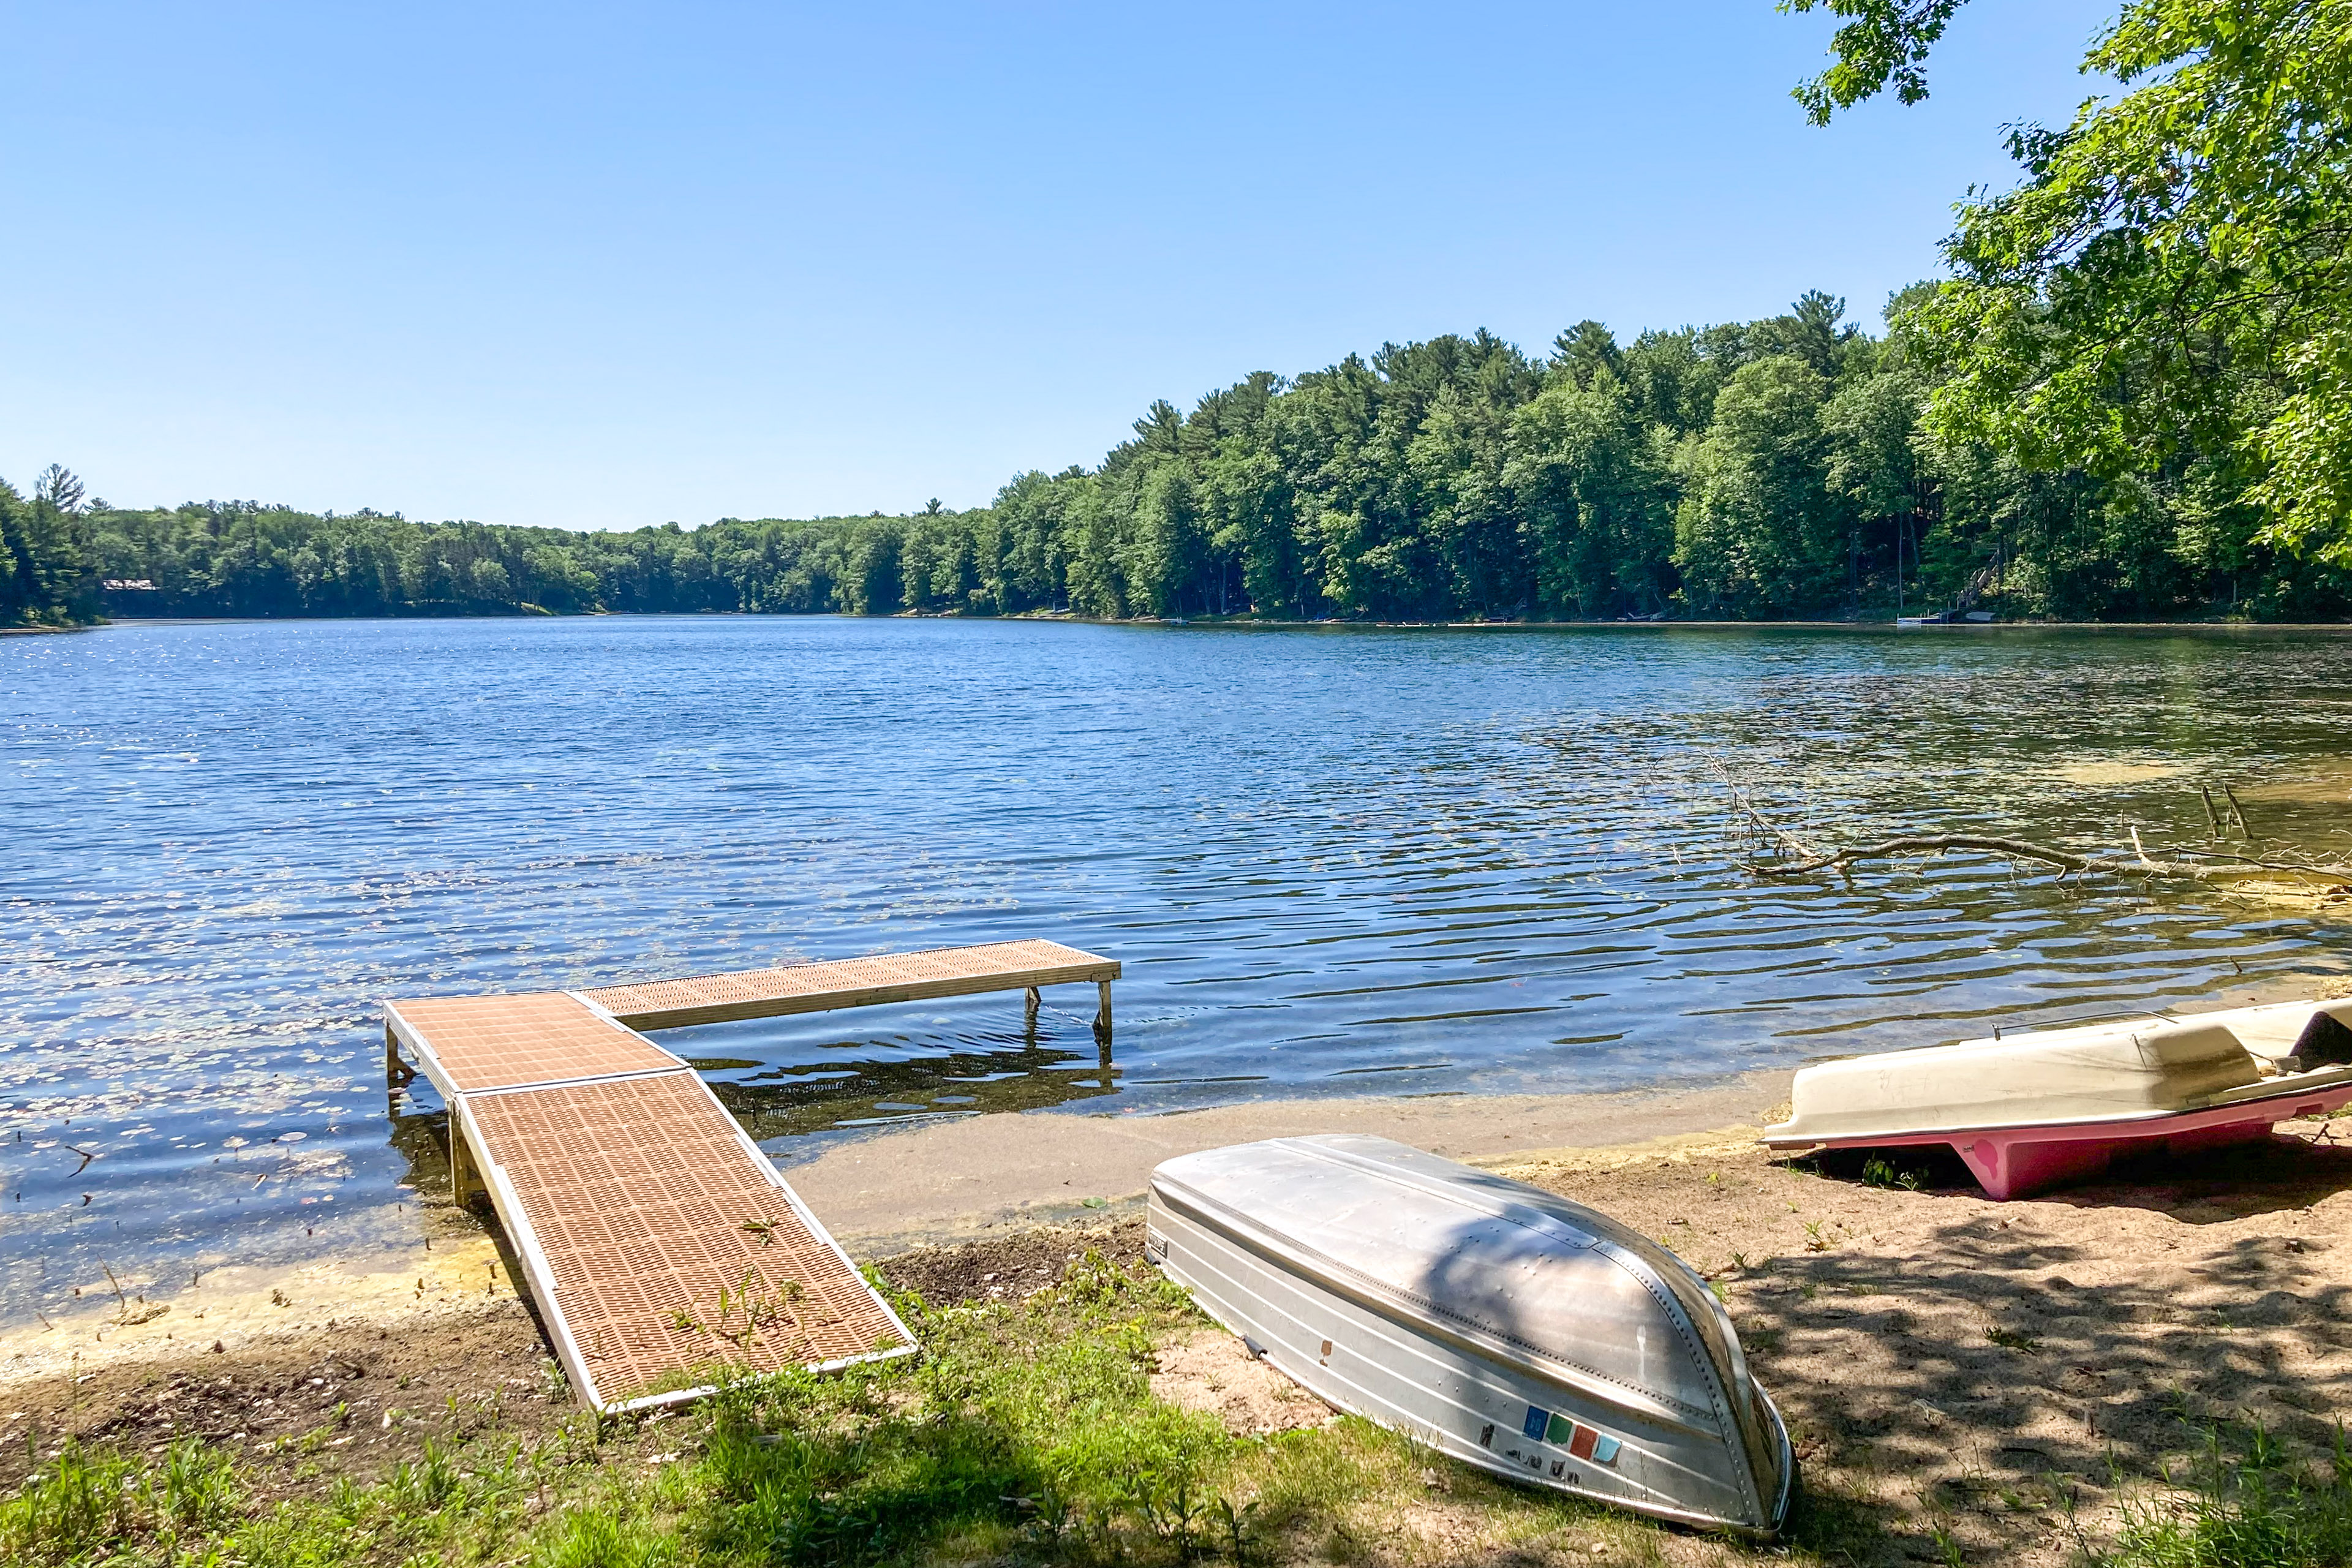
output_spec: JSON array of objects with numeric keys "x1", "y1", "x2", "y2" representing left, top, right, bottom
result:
[
  {"x1": 1146, "y1": 1134, "x2": 1793, "y2": 1535},
  {"x1": 1763, "y1": 997, "x2": 2352, "y2": 1199}
]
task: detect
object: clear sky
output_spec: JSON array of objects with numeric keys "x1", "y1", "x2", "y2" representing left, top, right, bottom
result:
[{"x1": 2, "y1": 1, "x2": 2116, "y2": 530}]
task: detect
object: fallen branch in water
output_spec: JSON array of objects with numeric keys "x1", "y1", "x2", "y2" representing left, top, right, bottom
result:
[
  {"x1": 1738, "y1": 829, "x2": 2352, "y2": 886},
  {"x1": 1711, "y1": 764, "x2": 1835, "y2": 867},
  {"x1": 2147, "y1": 842, "x2": 2352, "y2": 873},
  {"x1": 1747, "y1": 833, "x2": 2097, "y2": 879},
  {"x1": 1721, "y1": 784, "x2": 2352, "y2": 898}
]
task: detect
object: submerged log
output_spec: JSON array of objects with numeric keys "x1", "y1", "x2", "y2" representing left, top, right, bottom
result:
[
  {"x1": 1729, "y1": 809, "x2": 2352, "y2": 909},
  {"x1": 1746, "y1": 833, "x2": 2096, "y2": 878}
]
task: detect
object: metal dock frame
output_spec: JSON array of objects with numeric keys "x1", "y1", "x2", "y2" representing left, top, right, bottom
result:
[{"x1": 383, "y1": 939, "x2": 1118, "y2": 1412}]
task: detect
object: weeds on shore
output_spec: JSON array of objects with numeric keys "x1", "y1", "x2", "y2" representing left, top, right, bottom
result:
[
  {"x1": 1859, "y1": 1158, "x2": 1923, "y2": 1192},
  {"x1": 3, "y1": 1250, "x2": 1900, "y2": 1566},
  {"x1": 3, "y1": 1420, "x2": 594, "y2": 1568},
  {"x1": 2093, "y1": 1421, "x2": 2352, "y2": 1568},
  {"x1": 2, "y1": 1437, "x2": 239, "y2": 1562},
  {"x1": 2, "y1": 1254, "x2": 1424, "y2": 1567}
]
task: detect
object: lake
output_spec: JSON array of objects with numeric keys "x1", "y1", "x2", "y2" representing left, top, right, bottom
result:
[{"x1": 4, "y1": 616, "x2": 2348, "y2": 1322}]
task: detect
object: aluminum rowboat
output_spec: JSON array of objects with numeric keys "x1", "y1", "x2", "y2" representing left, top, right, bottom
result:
[{"x1": 1146, "y1": 1134, "x2": 1793, "y2": 1535}]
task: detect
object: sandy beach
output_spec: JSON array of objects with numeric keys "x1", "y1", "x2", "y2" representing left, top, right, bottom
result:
[
  {"x1": 776, "y1": 972, "x2": 2344, "y2": 1252},
  {"x1": 780, "y1": 1069, "x2": 1792, "y2": 1253}
]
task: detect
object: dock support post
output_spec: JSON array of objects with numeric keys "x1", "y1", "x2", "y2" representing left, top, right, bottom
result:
[
  {"x1": 385, "y1": 1024, "x2": 416, "y2": 1090},
  {"x1": 449, "y1": 1122, "x2": 484, "y2": 1210},
  {"x1": 1024, "y1": 986, "x2": 1040, "y2": 1033},
  {"x1": 1093, "y1": 979, "x2": 1115, "y2": 1076}
]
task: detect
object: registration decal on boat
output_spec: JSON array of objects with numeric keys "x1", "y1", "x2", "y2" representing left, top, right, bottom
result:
[{"x1": 1527, "y1": 1406, "x2": 1621, "y2": 1467}]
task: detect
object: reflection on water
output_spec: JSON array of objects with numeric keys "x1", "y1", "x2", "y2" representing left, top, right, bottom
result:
[
  {"x1": 6, "y1": 617, "x2": 2351, "y2": 1324},
  {"x1": 386, "y1": 1104, "x2": 457, "y2": 1204},
  {"x1": 680, "y1": 1001, "x2": 1120, "y2": 1150}
]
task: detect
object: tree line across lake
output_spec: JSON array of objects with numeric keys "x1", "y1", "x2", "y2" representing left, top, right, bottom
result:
[
  {"x1": 11, "y1": 0, "x2": 2350, "y2": 630},
  {"x1": 10, "y1": 290, "x2": 2346, "y2": 629}
]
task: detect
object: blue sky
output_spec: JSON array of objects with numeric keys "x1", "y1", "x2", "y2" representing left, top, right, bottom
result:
[{"x1": 2, "y1": 1, "x2": 2115, "y2": 530}]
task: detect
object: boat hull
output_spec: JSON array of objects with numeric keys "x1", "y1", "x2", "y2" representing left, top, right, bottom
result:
[
  {"x1": 1147, "y1": 1137, "x2": 1793, "y2": 1536},
  {"x1": 1771, "y1": 1084, "x2": 2352, "y2": 1199},
  {"x1": 1763, "y1": 999, "x2": 2352, "y2": 1198}
]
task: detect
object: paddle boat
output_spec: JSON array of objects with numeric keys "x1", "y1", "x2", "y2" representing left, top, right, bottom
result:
[
  {"x1": 1146, "y1": 1134, "x2": 1794, "y2": 1536},
  {"x1": 1762, "y1": 997, "x2": 2352, "y2": 1198}
]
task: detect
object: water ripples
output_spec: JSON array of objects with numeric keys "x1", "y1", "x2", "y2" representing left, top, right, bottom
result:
[{"x1": 3, "y1": 617, "x2": 2349, "y2": 1321}]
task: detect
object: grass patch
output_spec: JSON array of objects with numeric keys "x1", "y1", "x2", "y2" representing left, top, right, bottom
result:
[
  {"x1": 1, "y1": 1436, "x2": 241, "y2": 1564},
  {"x1": 2, "y1": 1250, "x2": 1856, "y2": 1566},
  {"x1": 2098, "y1": 1422, "x2": 2352, "y2": 1568},
  {"x1": 1858, "y1": 1158, "x2": 1923, "y2": 1192}
]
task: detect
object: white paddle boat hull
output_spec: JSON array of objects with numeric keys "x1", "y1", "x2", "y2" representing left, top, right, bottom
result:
[{"x1": 1765, "y1": 999, "x2": 2352, "y2": 1197}]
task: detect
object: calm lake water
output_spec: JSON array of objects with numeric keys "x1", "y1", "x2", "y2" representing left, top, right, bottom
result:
[{"x1": 5, "y1": 616, "x2": 2350, "y2": 1321}]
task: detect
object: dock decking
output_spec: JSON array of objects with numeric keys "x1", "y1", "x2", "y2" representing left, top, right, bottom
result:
[
  {"x1": 581, "y1": 938, "x2": 1121, "y2": 1031},
  {"x1": 384, "y1": 940, "x2": 1120, "y2": 1411}
]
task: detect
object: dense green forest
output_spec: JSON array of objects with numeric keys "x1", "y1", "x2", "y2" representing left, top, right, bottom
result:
[
  {"x1": 1, "y1": 468, "x2": 103, "y2": 628},
  {"x1": 10, "y1": 0, "x2": 2350, "y2": 629}
]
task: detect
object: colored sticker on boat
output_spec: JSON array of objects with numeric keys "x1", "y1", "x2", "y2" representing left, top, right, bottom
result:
[{"x1": 1529, "y1": 1407, "x2": 1616, "y2": 1464}]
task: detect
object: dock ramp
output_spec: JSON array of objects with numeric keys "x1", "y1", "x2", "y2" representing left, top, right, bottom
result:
[{"x1": 383, "y1": 940, "x2": 1119, "y2": 1411}]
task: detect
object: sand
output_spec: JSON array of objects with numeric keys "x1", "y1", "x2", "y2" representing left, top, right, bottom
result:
[
  {"x1": 0, "y1": 1219, "x2": 518, "y2": 1391},
  {"x1": 782, "y1": 1070, "x2": 1792, "y2": 1253},
  {"x1": 12, "y1": 1106, "x2": 2352, "y2": 1564},
  {"x1": 778, "y1": 973, "x2": 2347, "y2": 1254},
  {"x1": 1487, "y1": 1116, "x2": 2352, "y2": 1564},
  {"x1": 0, "y1": 1295, "x2": 565, "y2": 1495},
  {"x1": 23, "y1": 1108, "x2": 2352, "y2": 1565}
]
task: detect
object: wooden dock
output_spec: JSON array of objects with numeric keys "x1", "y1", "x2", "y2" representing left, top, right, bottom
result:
[
  {"x1": 580, "y1": 938, "x2": 1121, "y2": 1033},
  {"x1": 383, "y1": 940, "x2": 1120, "y2": 1411}
]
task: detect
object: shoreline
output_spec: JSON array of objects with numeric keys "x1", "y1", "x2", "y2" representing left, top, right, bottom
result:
[
  {"x1": 782, "y1": 1069, "x2": 1794, "y2": 1255},
  {"x1": 9, "y1": 969, "x2": 2332, "y2": 1376},
  {"x1": 0, "y1": 1071, "x2": 1788, "y2": 1387},
  {"x1": 66, "y1": 609, "x2": 2352, "y2": 635},
  {"x1": 0, "y1": 1218, "x2": 519, "y2": 1392},
  {"x1": 769, "y1": 965, "x2": 2350, "y2": 1253}
]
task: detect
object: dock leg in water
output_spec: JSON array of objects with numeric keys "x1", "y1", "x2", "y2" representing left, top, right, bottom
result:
[
  {"x1": 385, "y1": 1025, "x2": 417, "y2": 1088},
  {"x1": 1024, "y1": 986, "x2": 1041, "y2": 1037},
  {"x1": 1094, "y1": 979, "x2": 1113, "y2": 1042},
  {"x1": 449, "y1": 1120, "x2": 486, "y2": 1210}
]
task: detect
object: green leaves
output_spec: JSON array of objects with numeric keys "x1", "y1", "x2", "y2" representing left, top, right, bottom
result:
[
  {"x1": 1503, "y1": 368, "x2": 1672, "y2": 617},
  {"x1": 1788, "y1": 0, "x2": 2352, "y2": 566},
  {"x1": 0, "y1": 470, "x2": 100, "y2": 628},
  {"x1": 1779, "y1": 0, "x2": 1975, "y2": 125},
  {"x1": 1673, "y1": 355, "x2": 1847, "y2": 616}
]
